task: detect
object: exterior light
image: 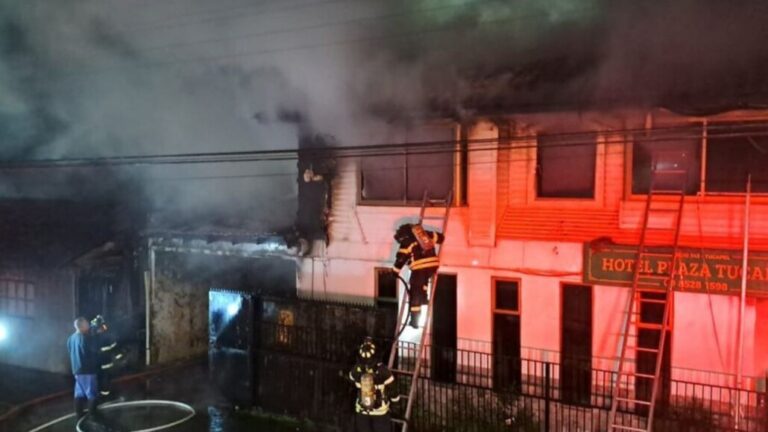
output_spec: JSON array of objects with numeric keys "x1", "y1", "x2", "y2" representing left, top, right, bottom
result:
[{"x1": 0, "y1": 323, "x2": 7, "y2": 342}]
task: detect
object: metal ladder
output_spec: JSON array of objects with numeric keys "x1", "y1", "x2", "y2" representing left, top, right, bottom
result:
[
  {"x1": 387, "y1": 190, "x2": 452, "y2": 432},
  {"x1": 608, "y1": 156, "x2": 688, "y2": 432}
]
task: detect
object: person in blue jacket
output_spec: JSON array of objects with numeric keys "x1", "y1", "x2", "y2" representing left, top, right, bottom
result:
[{"x1": 67, "y1": 317, "x2": 101, "y2": 421}]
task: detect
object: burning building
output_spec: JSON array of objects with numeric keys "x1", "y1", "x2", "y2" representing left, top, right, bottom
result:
[{"x1": 293, "y1": 107, "x2": 768, "y2": 402}]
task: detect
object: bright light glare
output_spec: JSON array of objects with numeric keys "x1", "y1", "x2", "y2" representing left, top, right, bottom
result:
[
  {"x1": 0, "y1": 323, "x2": 7, "y2": 342},
  {"x1": 226, "y1": 302, "x2": 240, "y2": 317}
]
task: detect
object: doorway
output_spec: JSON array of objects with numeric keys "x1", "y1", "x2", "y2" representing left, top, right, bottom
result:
[
  {"x1": 560, "y1": 283, "x2": 592, "y2": 405},
  {"x1": 492, "y1": 278, "x2": 521, "y2": 391},
  {"x1": 431, "y1": 273, "x2": 457, "y2": 382}
]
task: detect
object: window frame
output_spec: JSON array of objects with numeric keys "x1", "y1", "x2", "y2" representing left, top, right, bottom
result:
[
  {"x1": 491, "y1": 277, "x2": 522, "y2": 317},
  {"x1": 535, "y1": 132, "x2": 599, "y2": 200},
  {"x1": 374, "y1": 267, "x2": 398, "y2": 306},
  {"x1": 0, "y1": 278, "x2": 36, "y2": 319},
  {"x1": 626, "y1": 117, "x2": 768, "y2": 200},
  {"x1": 357, "y1": 123, "x2": 465, "y2": 207}
]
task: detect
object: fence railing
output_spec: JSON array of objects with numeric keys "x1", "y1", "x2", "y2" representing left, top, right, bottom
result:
[{"x1": 252, "y1": 323, "x2": 768, "y2": 431}]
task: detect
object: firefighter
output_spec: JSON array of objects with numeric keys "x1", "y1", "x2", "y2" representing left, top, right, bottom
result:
[
  {"x1": 349, "y1": 337, "x2": 398, "y2": 432},
  {"x1": 392, "y1": 223, "x2": 445, "y2": 328},
  {"x1": 91, "y1": 315, "x2": 122, "y2": 399}
]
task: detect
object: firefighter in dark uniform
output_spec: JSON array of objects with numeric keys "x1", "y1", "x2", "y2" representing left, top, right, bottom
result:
[
  {"x1": 91, "y1": 315, "x2": 122, "y2": 399},
  {"x1": 349, "y1": 337, "x2": 398, "y2": 432},
  {"x1": 392, "y1": 223, "x2": 445, "y2": 328}
]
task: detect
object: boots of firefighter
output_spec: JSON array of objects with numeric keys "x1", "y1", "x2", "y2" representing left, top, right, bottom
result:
[
  {"x1": 75, "y1": 398, "x2": 87, "y2": 420},
  {"x1": 409, "y1": 307, "x2": 421, "y2": 329},
  {"x1": 87, "y1": 398, "x2": 103, "y2": 423}
]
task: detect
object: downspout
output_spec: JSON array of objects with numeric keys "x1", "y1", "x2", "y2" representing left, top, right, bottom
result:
[
  {"x1": 145, "y1": 240, "x2": 156, "y2": 367},
  {"x1": 735, "y1": 174, "x2": 751, "y2": 430}
]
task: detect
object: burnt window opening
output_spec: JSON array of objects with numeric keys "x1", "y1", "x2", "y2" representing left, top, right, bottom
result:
[
  {"x1": 536, "y1": 132, "x2": 597, "y2": 198},
  {"x1": 631, "y1": 128, "x2": 701, "y2": 195},
  {"x1": 0, "y1": 278, "x2": 35, "y2": 318},
  {"x1": 706, "y1": 122, "x2": 768, "y2": 193},
  {"x1": 360, "y1": 125, "x2": 456, "y2": 204},
  {"x1": 375, "y1": 267, "x2": 398, "y2": 308}
]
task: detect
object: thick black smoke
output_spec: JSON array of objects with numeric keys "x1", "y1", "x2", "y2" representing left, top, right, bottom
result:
[{"x1": 0, "y1": 0, "x2": 766, "y2": 230}]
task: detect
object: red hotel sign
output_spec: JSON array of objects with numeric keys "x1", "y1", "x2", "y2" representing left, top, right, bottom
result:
[{"x1": 583, "y1": 242, "x2": 768, "y2": 296}]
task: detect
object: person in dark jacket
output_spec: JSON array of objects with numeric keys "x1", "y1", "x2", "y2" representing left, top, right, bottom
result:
[
  {"x1": 349, "y1": 337, "x2": 398, "y2": 432},
  {"x1": 67, "y1": 317, "x2": 100, "y2": 421},
  {"x1": 91, "y1": 315, "x2": 122, "y2": 399},
  {"x1": 392, "y1": 223, "x2": 445, "y2": 328}
]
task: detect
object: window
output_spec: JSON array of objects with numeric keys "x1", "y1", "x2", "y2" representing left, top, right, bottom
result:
[
  {"x1": 0, "y1": 279, "x2": 35, "y2": 318},
  {"x1": 706, "y1": 122, "x2": 768, "y2": 193},
  {"x1": 632, "y1": 129, "x2": 701, "y2": 195},
  {"x1": 375, "y1": 267, "x2": 398, "y2": 309},
  {"x1": 537, "y1": 132, "x2": 597, "y2": 198},
  {"x1": 494, "y1": 279, "x2": 520, "y2": 312},
  {"x1": 360, "y1": 125, "x2": 456, "y2": 203}
]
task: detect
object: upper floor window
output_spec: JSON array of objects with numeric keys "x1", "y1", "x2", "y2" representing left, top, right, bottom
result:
[
  {"x1": 631, "y1": 129, "x2": 701, "y2": 195},
  {"x1": 360, "y1": 125, "x2": 456, "y2": 204},
  {"x1": 706, "y1": 122, "x2": 768, "y2": 193},
  {"x1": 536, "y1": 132, "x2": 597, "y2": 198},
  {"x1": 630, "y1": 122, "x2": 768, "y2": 195}
]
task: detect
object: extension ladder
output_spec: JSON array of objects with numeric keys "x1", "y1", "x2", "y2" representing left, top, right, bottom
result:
[
  {"x1": 607, "y1": 155, "x2": 688, "y2": 432},
  {"x1": 387, "y1": 190, "x2": 452, "y2": 432}
]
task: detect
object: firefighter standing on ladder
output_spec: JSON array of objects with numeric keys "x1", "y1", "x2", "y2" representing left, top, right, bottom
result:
[
  {"x1": 392, "y1": 223, "x2": 445, "y2": 328},
  {"x1": 349, "y1": 337, "x2": 398, "y2": 432}
]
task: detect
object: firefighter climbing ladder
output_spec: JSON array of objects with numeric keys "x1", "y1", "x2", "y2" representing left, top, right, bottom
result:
[
  {"x1": 387, "y1": 190, "x2": 452, "y2": 432},
  {"x1": 607, "y1": 155, "x2": 688, "y2": 432}
]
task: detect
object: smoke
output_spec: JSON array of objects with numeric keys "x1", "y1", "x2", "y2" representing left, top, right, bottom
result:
[{"x1": 1, "y1": 0, "x2": 767, "y2": 231}]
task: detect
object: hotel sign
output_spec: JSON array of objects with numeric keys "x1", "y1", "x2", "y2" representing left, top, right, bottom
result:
[{"x1": 583, "y1": 242, "x2": 768, "y2": 296}]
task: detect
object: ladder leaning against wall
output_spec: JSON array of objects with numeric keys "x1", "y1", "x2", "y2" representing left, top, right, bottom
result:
[
  {"x1": 387, "y1": 190, "x2": 452, "y2": 432},
  {"x1": 607, "y1": 154, "x2": 688, "y2": 432}
]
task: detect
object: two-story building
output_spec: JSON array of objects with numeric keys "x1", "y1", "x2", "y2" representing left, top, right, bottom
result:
[{"x1": 295, "y1": 107, "x2": 768, "y2": 398}]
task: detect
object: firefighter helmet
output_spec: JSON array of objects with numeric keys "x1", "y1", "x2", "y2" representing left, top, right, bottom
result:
[
  {"x1": 394, "y1": 223, "x2": 414, "y2": 243},
  {"x1": 358, "y1": 337, "x2": 377, "y2": 362}
]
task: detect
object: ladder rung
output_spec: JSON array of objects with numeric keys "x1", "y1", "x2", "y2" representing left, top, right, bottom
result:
[
  {"x1": 420, "y1": 216, "x2": 446, "y2": 220},
  {"x1": 391, "y1": 418, "x2": 407, "y2": 425},
  {"x1": 625, "y1": 372, "x2": 657, "y2": 380},
  {"x1": 647, "y1": 208, "x2": 680, "y2": 213},
  {"x1": 637, "y1": 323, "x2": 668, "y2": 331},
  {"x1": 653, "y1": 169, "x2": 688, "y2": 175},
  {"x1": 610, "y1": 424, "x2": 648, "y2": 431},
  {"x1": 616, "y1": 397, "x2": 652, "y2": 406},
  {"x1": 391, "y1": 368, "x2": 414, "y2": 376},
  {"x1": 626, "y1": 345, "x2": 660, "y2": 354},
  {"x1": 638, "y1": 298, "x2": 668, "y2": 304}
]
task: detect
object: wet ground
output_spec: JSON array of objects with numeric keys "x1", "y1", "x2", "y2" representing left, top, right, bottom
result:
[
  {"x1": 0, "y1": 364, "x2": 70, "y2": 417},
  {"x1": 3, "y1": 362, "x2": 323, "y2": 432}
]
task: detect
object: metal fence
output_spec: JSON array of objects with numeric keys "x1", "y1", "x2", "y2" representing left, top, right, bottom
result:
[{"x1": 253, "y1": 323, "x2": 767, "y2": 431}]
